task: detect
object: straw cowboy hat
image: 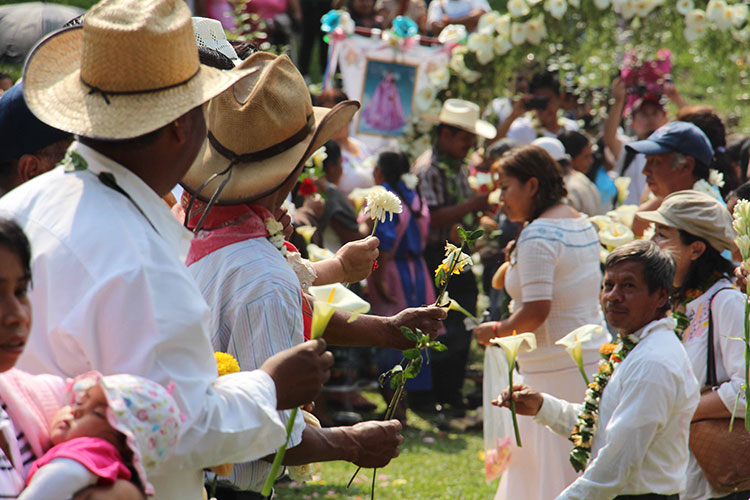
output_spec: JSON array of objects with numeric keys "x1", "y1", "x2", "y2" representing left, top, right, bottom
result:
[
  {"x1": 423, "y1": 98, "x2": 496, "y2": 140},
  {"x1": 181, "y1": 52, "x2": 359, "y2": 205},
  {"x1": 22, "y1": 0, "x2": 249, "y2": 140}
]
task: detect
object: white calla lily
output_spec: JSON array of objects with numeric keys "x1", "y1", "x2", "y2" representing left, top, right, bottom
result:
[
  {"x1": 438, "y1": 24, "x2": 468, "y2": 44},
  {"x1": 588, "y1": 215, "x2": 614, "y2": 231},
  {"x1": 599, "y1": 221, "x2": 635, "y2": 250},
  {"x1": 295, "y1": 225, "x2": 317, "y2": 245},
  {"x1": 544, "y1": 0, "x2": 567, "y2": 19},
  {"x1": 307, "y1": 243, "x2": 335, "y2": 262},
  {"x1": 555, "y1": 324, "x2": 604, "y2": 385},
  {"x1": 309, "y1": 284, "x2": 371, "y2": 337},
  {"x1": 614, "y1": 176, "x2": 631, "y2": 205},
  {"x1": 508, "y1": 0, "x2": 530, "y2": 17},
  {"x1": 606, "y1": 204, "x2": 638, "y2": 228},
  {"x1": 490, "y1": 332, "x2": 537, "y2": 367}
]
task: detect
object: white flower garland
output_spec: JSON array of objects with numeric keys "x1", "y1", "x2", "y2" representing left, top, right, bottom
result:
[{"x1": 264, "y1": 217, "x2": 317, "y2": 291}]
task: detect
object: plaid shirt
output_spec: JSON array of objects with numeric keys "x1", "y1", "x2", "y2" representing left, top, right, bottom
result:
[{"x1": 413, "y1": 146, "x2": 474, "y2": 246}]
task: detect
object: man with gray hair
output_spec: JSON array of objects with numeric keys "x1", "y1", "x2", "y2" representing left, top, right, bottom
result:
[{"x1": 495, "y1": 240, "x2": 699, "y2": 500}]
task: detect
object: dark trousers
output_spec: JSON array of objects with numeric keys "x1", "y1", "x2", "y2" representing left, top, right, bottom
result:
[
  {"x1": 211, "y1": 483, "x2": 269, "y2": 500},
  {"x1": 297, "y1": 0, "x2": 330, "y2": 77},
  {"x1": 712, "y1": 492, "x2": 750, "y2": 500},
  {"x1": 424, "y1": 243, "x2": 477, "y2": 406}
]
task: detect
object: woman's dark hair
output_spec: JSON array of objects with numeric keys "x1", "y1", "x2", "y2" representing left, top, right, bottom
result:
[
  {"x1": 605, "y1": 241, "x2": 675, "y2": 309},
  {"x1": 727, "y1": 136, "x2": 750, "y2": 183},
  {"x1": 322, "y1": 139, "x2": 341, "y2": 170},
  {"x1": 558, "y1": 130, "x2": 589, "y2": 160},
  {"x1": 376, "y1": 150, "x2": 422, "y2": 218},
  {"x1": 529, "y1": 70, "x2": 560, "y2": 95},
  {"x1": 678, "y1": 106, "x2": 739, "y2": 197},
  {"x1": 673, "y1": 229, "x2": 735, "y2": 302},
  {"x1": 0, "y1": 218, "x2": 31, "y2": 282},
  {"x1": 495, "y1": 145, "x2": 567, "y2": 222},
  {"x1": 729, "y1": 180, "x2": 750, "y2": 204}
]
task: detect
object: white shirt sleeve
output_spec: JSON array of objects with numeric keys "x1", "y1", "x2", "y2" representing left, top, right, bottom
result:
[
  {"x1": 19, "y1": 458, "x2": 98, "y2": 500},
  {"x1": 713, "y1": 290, "x2": 748, "y2": 417},
  {"x1": 555, "y1": 357, "x2": 678, "y2": 500},
  {"x1": 534, "y1": 393, "x2": 581, "y2": 437}
]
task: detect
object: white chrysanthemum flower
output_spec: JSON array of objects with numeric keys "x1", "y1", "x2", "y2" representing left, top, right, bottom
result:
[
  {"x1": 477, "y1": 11, "x2": 501, "y2": 33},
  {"x1": 731, "y1": 4, "x2": 748, "y2": 27},
  {"x1": 363, "y1": 187, "x2": 403, "y2": 223},
  {"x1": 494, "y1": 35, "x2": 513, "y2": 55},
  {"x1": 495, "y1": 14, "x2": 512, "y2": 36},
  {"x1": 511, "y1": 22, "x2": 527, "y2": 44},
  {"x1": 709, "y1": 169, "x2": 725, "y2": 188},
  {"x1": 524, "y1": 16, "x2": 547, "y2": 45},
  {"x1": 305, "y1": 146, "x2": 328, "y2": 169},
  {"x1": 415, "y1": 86, "x2": 437, "y2": 112},
  {"x1": 508, "y1": 0, "x2": 531, "y2": 17},
  {"x1": 676, "y1": 0, "x2": 693, "y2": 15},
  {"x1": 545, "y1": 0, "x2": 567, "y2": 20},
  {"x1": 401, "y1": 173, "x2": 419, "y2": 190},
  {"x1": 438, "y1": 24, "x2": 468, "y2": 44},
  {"x1": 428, "y1": 66, "x2": 450, "y2": 90}
]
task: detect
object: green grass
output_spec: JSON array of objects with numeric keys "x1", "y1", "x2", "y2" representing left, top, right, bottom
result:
[{"x1": 274, "y1": 398, "x2": 498, "y2": 500}]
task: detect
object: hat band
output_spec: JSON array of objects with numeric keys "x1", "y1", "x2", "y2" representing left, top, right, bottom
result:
[
  {"x1": 207, "y1": 113, "x2": 315, "y2": 164},
  {"x1": 80, "y1": 67, "x2": 201, "y2": 105}
]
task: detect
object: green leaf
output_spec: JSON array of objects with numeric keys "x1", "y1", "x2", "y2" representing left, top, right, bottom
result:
[
  {"x1": 406, "y1": 356, "x2": 422, "y2": 378},
  {"x1": 429, "y1": 341, "x2": 448, "y2": 352},
  {"x1": 389, "y1": 371, "x2": 403, "y2": 389},
  {"x1": 457, "y1": 226, "x2": 467, "y2": 240},
  {"x1": 403, "y1": 348, "x2": 420, "y2": 360},
  {"x1": 468, "y1": 229, "x2": 484, "y2": 241},
  {"x1": 401, "y1": 327, "x2": 418, "y2": 342}
]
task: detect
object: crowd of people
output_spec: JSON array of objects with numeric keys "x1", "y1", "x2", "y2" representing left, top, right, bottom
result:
[{"x1": 1, "y1": 0, "x2": 750, "y2": 499}]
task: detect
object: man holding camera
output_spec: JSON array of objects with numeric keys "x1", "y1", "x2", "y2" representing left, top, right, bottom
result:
[{"x1": 497, "y1": 70, "x2": 579, "y2": 145}]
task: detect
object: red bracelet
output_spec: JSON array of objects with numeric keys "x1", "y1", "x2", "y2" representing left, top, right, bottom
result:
[{"x1": 493, "y1": 321, "x2": 500, "y2": 334}]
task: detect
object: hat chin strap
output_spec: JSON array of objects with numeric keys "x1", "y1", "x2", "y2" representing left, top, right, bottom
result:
[{"x1": 183, "y1": 162, "x2": 235, "y2": 233}]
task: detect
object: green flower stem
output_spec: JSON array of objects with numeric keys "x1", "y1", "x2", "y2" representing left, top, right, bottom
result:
[
  {"x1": 508, "y1": 361, "x2": 522, "y2": 447},
  {"x1": 577, "y1": 362, "x2": 590, "y2": 386},
  {"x1": 347, "y1": 360, "x2": 411, "y2": 493},
  {"x1": 260, "y1": 406, "x2": 298, "y2": 497},
  {"x1": 434, "y1": 243, "x2": 465, "y2": 306}
]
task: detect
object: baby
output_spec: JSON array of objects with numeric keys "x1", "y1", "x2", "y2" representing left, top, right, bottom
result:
[{"x1": 19, "y1": 372, "x2": 182, "y2": 499}]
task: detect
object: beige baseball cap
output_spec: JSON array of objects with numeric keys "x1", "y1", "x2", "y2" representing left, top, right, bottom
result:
[{"x1": 638, "y1": 190, "x2": 736, "y2": 253}]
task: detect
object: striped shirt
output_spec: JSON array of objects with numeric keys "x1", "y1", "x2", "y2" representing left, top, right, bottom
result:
[
  {"x1": 0, "y1": 399, "x2": 35, "y2": 497},
  {"x1": 189, "y1": 237, "x2": 306, "y2": 492}
]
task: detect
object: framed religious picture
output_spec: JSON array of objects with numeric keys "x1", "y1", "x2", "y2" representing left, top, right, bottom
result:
[{"x1": 357, "y1": 57, "x2": 418, "y2": 138}]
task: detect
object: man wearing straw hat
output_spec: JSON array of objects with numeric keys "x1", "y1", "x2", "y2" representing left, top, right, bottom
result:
[
  {"x1": 413, "y1": 98, "x2": 496, "y2": 414},
  {"x1": 182, "y1": 51, "x2": 447, "y2": 498},
  {"x1": 0, "y1": 0, "x2": 334, "y2": 498}
]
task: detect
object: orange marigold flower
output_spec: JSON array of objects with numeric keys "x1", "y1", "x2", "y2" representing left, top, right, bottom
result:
[{"x1": 599, "y1": 343, "x2": 617, "y2": 356}]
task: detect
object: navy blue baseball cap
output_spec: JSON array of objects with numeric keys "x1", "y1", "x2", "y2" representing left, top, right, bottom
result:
[
  {"x1": 626, "y1": 121, "x2": 714, "y2": 167},
  {"x1": 0, "y1": 82, "x2": 70, "y2": 163}
]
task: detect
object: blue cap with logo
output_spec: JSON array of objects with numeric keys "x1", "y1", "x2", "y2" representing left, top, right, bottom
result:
[
  {"x1": 0, "y1": 82, "x2": 70, "y2": 164},
  {"x1": 626, "y1": 121, "x2": 714, "y2": 167}
]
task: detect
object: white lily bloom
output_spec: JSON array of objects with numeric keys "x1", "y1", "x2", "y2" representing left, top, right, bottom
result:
[
  {"x1": 401, "y1": 173, "x2": 419, "y2": 190},
  {"x1": 684, "y1": 24, "x2": 706, "y2": 41},
  {"x1": 443, "y1": 242, "x2": 473, "y2": 270},
  {"x1": 676, "y1": 0, "x2": 693, "y2": 15},
  {"x1": 524, "y1": 16, "x2": 547, "y2": 45},
  {"x1": 468, "y1": 32, "x2": 493, "y2": 54},
  {"x1": 450, "y1": 50, "x2": 469, "y2": 73},
  {"x1": 693, "y1": 179, "x2": 719, "y2": 199},
  {"x1": 685, "y1": 8, "x2": 707, "y2": 28},
  {"x1": 606, "y1": 204, "x2": 638, "y2": 228},
  {"x1": 309, "y1": 283, "x2": 370, "y2": 327},
  {"x1": 732, "y1": 4, "x2": 748, "y2": 27},
  {"x1": 619, "y1": 0, "x2": 636, "y2": 18},
  {"x1": 495, "y1": 14, "x2": 512, "y2": 36},
  {"x1": 478, "y1": 11, "x2": 501, "y2": 33},
  {"x1": 709, "y1": 168, "x2": 725, "y2": 188},
  {"x1": 545, "y1": 0, "x2": 567, "y2": 19},
  {"x1": 494, "y1": 35, "x2": 513, "y2": 55},
  {"x1": 415, "y1": 86, "x2": 438, "y2": 112},
  {"x1": 304, "y1": 146, "x2": 328, "y2": 169},
  {"x1": 706, "y1": 0, "x2": 731, "y2": 28},
  {"x1": 490, "y1": 332, "x2": 537, "y2": 366},
  {"x1": 488, "y1": 189, "x2": 501, "y2": 205},
  {"x1": 475, "y1": 46, "x2": 495, "y2": 65},
  {"x1": 438, "y1": 24, "x2": 468, "y2": 44},
  {"x1": 599, "y1": 221, "x2": 635, "y2": 250},
  {"x1": 508, "y1": 0, "x2": 531, "y2": 17},
  {"x1": 733, "y1": 25, "x2": 750, "y2": 41},
  {"x1": 614, "y1": 176, "x2": 631, "y2": 205},
  {"x1": 556, "y1": 324, "x2": 604, "y2": 382},
  {"x1": 294, "y1": 225, "x2": 317, "y2": 245},
  {"x1": 511, "y1": 22, "x2": 527, "y2": 45},
  {"x1": 733, "y1": 199, "x2": 750, "y2": 223},
  {"x1": 588, "y1": 215, "x2": 614, "y2": 231},
  {"x1": 735, "y1": 234, "x2": 750, "y2": 259},
  {"x1": 633, "y1": 0, "x2": 657, "y2": 17},
  {"x1": 363, "y1": 187, "x2": 403, "y2": 222},
  {"x1": 733, "y1": 217, "x2": 748, "y2": 237},
  {"x1": 428, "y1": 66, "x2": 451, "y2": 90}
]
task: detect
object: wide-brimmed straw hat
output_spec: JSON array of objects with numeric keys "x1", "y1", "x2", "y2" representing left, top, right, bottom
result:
[
  {"x1": 638, "y1": 190, "x2": 736, "y2": 253},
  {"x1": 181, "y1": 52, "x2": 359, "y2": 205},
  {"x1": 423, "y1": 98, "x2": 496, "y2": 140},
  {"x1": 22, "y1": 0, "x2": 250, "y2": 140}
]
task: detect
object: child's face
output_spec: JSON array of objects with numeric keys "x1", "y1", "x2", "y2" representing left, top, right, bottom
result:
[
  {"x1": 51, "y1": 385, "x2": 122, "y2": 449},
  {"x1": 0, "y1": 245, "x2": 31, "y2": 373}
]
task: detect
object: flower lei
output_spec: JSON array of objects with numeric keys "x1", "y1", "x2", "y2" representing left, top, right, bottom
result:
[
  {"x1": 264, "y1": 217, "x2": 289, "y2": 258},
  {"x1": 264, "y1": 217, "x2": 317, "y2": 291},
  {"x1": 672, "y1": 272, "x2": 723, "y2": 340},
  {"x1": 569, "y1": 333, "x2": 639, "y2": 472}
]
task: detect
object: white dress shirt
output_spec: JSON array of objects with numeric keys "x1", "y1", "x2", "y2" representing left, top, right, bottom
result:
[
  {"x1": 534, "y1": 317, "x2": 700, "y2": 500},
  {"x1": 0, "y1": 142, "x2": 286, "y2": 499},
  {"x1": 681, "y1": 279, "x2": 746, "y2": 500},
  {"x1": 190, "y1": 238, "x2": 306, "y2": 492}
]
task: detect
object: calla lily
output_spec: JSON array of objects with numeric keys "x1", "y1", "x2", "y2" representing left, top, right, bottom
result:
[
  {"x1": 295, "y1": 225, "x2": 317, "y2": 245},
  {"x1": 588, "y1": 215, "x2": 613, "y2": 231},
  {"x1": 490, "y1": 332, "x2": 536, "y2": 446},
  {"x1": 614, "y1": 176, "x2": 631, "y2": 205},
  {"x1": 309, "y1": 284, "x2": 370, "y2": 336},
  {"x1": 307, "y1": 243, "x2": 335, "y2": 262},
  {"x1": 490, "y1": 332, "x2": 537, "y2": 367},
  {"x1": 606, "y1": 204, "x2": 638, "y2": 228},
  {"x1": 599, "y1": 221, "x2": 634, "y2": 250},
  {"x1": 555, "y1": 324, "x2": 604, "y2": 385},
  {"x1": 438, "y1": 291, "x2": 480, "y2": 327}
]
